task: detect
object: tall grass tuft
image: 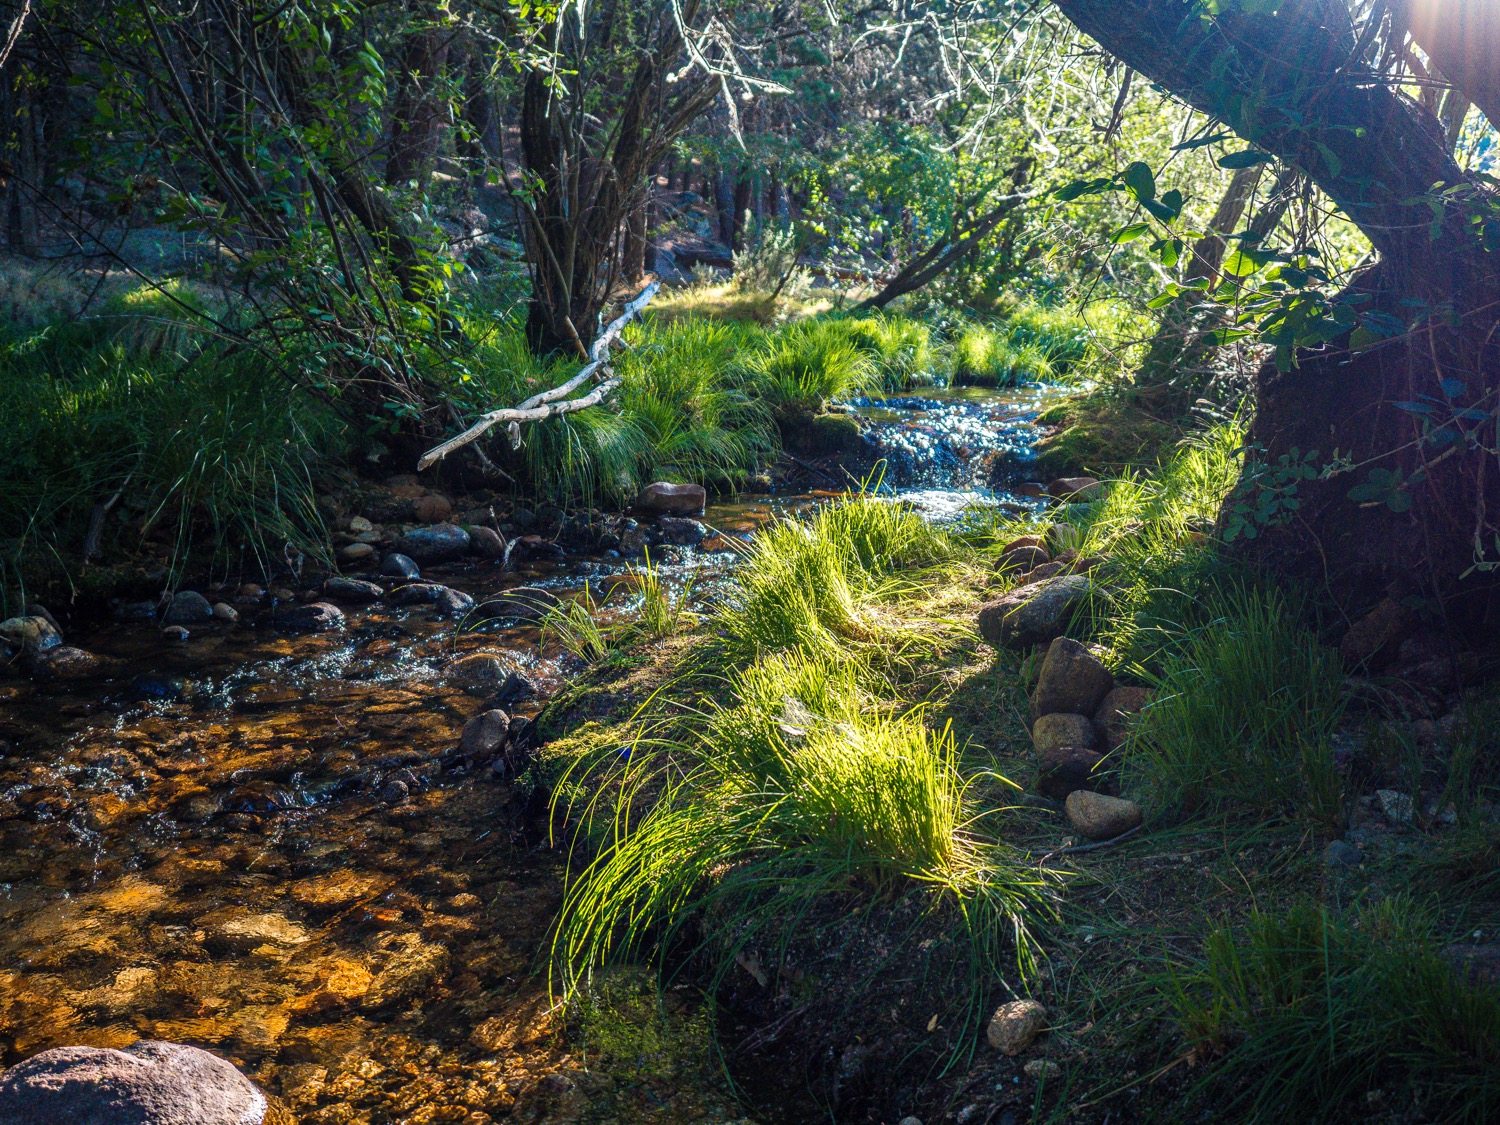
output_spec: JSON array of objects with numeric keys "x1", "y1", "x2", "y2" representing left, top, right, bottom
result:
[
  {"x1": 743, "y1": 319, "x2": 879, "y2": 416},
  {"x1": 1125, "y1": 586, "x2": 1345, "y2": 825},
  {"x1": 1165, "y1": 898, "x2": 1500, "y2": 1122}
]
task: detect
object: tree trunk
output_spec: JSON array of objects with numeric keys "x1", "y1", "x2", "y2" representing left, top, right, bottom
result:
[
  {"x1": 731, "y1": 165, "x2": 752, "y2": 251},
  {"x1": 623, "y1": 197, "x2": 648, "y2": 285},
  {"x1": 386, "y1": 29, "x2": 451, "y2": 187},
  {"x1": 1053, "y1": 0, "x2": 1500, "y2": 615}
]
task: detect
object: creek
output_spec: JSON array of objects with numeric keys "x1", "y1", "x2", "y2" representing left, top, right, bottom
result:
[{"x1": 0, "y1": 383, "x2": 1055, "y2": 1124}]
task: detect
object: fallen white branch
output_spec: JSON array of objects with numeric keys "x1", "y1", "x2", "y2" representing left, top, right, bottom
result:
[{"x1": 417, "y1": 280, "x2": 660, "y2": 471}]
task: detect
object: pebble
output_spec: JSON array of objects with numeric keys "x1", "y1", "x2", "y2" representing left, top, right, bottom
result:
[
  {"x1": 1023, "y1": 1059, "x2": 1061, "y2": 1079},
  {"x1": 338, "y1": 542, "x2": 376, "y2": 564},
  {"x1": 349, "y1": 515, "x2": 375, "y2": 533},
  {"x1": 986, "y1": 999, "x2": 1047, "y2": 1055},
  {"x1": 1064, "y1": 790, "x2": 1143, "y2": 840}
]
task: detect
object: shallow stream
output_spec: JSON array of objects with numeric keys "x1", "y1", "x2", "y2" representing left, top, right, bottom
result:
[{"x1": 0, "y1": 383, "x2": 1055, "y2": 1123}]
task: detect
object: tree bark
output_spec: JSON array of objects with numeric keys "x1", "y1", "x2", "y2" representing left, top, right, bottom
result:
[{"x1": 386, "y1": 28, "x2": 451, "y2": 187}]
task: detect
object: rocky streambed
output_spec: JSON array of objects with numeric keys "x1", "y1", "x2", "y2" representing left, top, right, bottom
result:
[{"x1": 0, "y1": 384, "x2": 1066, "y2": 1124}]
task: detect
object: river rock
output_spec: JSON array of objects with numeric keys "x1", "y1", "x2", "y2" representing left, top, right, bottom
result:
[
  {"x1": 461, "y1": 709, "x2": 511, "y2": 757},
  {"x1": 474, "y1": 586, "x2": 560, "y2": 623},
  {"x1": 386, "y1": 582, "x2": 446, "y2": 607},
  {"x1": 495, "y1": 671, "x2": 539, "y2": 705},
  {"x1": 211, "y1": 602, "x2": 239, "y2": 624},
  {"x1": 1022, "y1": 561, "x2": 1068, "y2": 584},
  {"x1": 986, "y1": 999, "x2": 1047, "y2": 1055},
  {"x1": 413, "y1": 494, "x2": 453, "y2": 524},
  {"x1": 657, "y1": 516, "x2": 710, "y2": 546},
  {"x1": 435, "y1": 588, "x2": 475, "y2": 617},
  {"x1": 635, "y1": 481, "x2": 706, "y2": 516},
  {"x1": 197, "y1": 907, "x2": 310, "y2": 953},
  {"x1": 1032, "y1": 712, "x2": 1099, "y2": 756},
  {"x1": 380, "y1": 779, "x2": 409, "y2": 805},
  {"x1": 1033, "y1": 637, "x2": 1114, "y2": 717},
  {"x1": 508, "y1": 714, "x2": 537, "y2": 755},
  {"x1": 381, "y1": 553, "x2": 421, "y2": 580},
  {"x1": 977, "y1": 575, "x2": 1090, "y2": 650},
  {"x1": 447, "y1": 652, "x2": 511, "y2": 695},
  {"x1": 0, "y1": 1040, "x2": 276, "y2": 1125},
  {"x1": 398, "y1": 523, "x2": 470, "y2": 563},
  {"x1": 996, "y1": 545, "x2": 1049, "y2": 574},
  {"x1": 1093, "y1": 686, "x2": 1152, "y2": 749},
  {"x1": 323, "y1": 577, "x2": 384, "y2": 604},
  {"x1": 1339, "y1": 597, "x2": 1415, "y2": 670},
  {"x1": 469, "y1": 526, "x2": 506, "y2": 559},
  {"x1": 1036, "y1": 745, "x2": 1108, "y2": 800},
  {"x1": 337, "y1": 542, "x2": 376, "y2": 565},
  {"x1": 161, "y1": 591, "x2": 213, "y2": 625},
  {"x1": 273, "y1": 602, "x2": 344, "y2": 634},
  {"x1": 999, "y1": 534, "x2": 1046, "y2": 555},
  {"x1": 1064, "y1": 790, "x2": 1142, "y2": 840},
  {"x1": 349, "y1": 515, "x2": 374, "y2": 533},
  {"x1": 34, "y1": 646, "x2": 100, "y2": 680},
  {"x1": 1047, "y1": 476, "x2": 1103, "y2": 502},
  {"x1": 362, "y1": 933, "x2": 450, "y2": 1010}
]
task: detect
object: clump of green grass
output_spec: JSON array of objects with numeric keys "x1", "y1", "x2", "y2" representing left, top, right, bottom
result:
[
  {"x1": 743, "y1": 319, "x2": 879, "y2": 416},
  {"x1": 1165, "y1": 898, "x2": 1500, "y2": 1122},
  {"x1": 830, "y1": 312, "x2": 934, "y2": 387},
  {"x1": 540, "y1": 551, "x2": 697, "y2": 664},
  {"x1": 1125, "y1": 586, "x2": 1345, "y2": 826},
  {"x1": 950, "y1": 302, "x2": 1095, "y2": 387}
]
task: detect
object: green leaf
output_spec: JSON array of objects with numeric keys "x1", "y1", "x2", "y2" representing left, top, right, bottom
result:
[
  {"x1": 1218, "y1": 150, "x2": 1274, "y2": 169},
  {"x1": 1111, "y1": 222, "x2": 1151, "y2": 244},
  {"x1": 1121, "y1": 161, "x2": 1156, "y2": 203}
]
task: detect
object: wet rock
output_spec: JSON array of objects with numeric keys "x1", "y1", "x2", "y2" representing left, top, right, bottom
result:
[
  {"x1": 469, "y1": 526, "x2": 505, "y2": 559},
  {"x1": 1033, "y1": 637, "x2": 1114, "y2": 717},
  {"x1": 211, "y1": 602, "x2": 239, "y2": 624},
  {"x1": 323, "y1": 577, "x2": 384, "y2": 604},
  {"x1": 386, "y1": 582, "x2": 446, "y2": 607},
  {"x1": 380, "y1": 779, "x2": 410, "y2": 805},
  {"x1": 495, "y1": 671, "x2": 539, "y2": 706},
  {"x1": 635, "y1": 481, "x2": 706, "y2": 516},
  {"x1": 349, "y1": 515, "x2": 375, "y2": 534},
  {"x1": 161, "y1": 625, "x2": 190, "y2": 642},
  {"x1": 1032, "y1": 712, "x2": 1099, "y2": 756},
  {"x1": 381, "y1": 553, "x2": 421, "y2": 580},
  {"x1": 513, "y1": 534, "x2": 566, "y2": 562},
  {"x1": 657, "y1": 516, "x2": 710, "y2": 546},
  {"x1": 474, "y1": 586, "x2": 560, "y2": 623},
  {"x1": 34, "y1": 646, "x2": 101, "y2": 680},
  {"x1": 508, "y1": 714, "x2": 536, "y2": 753},
  {"x1": 127, "y1": 673, "x2": 186, "y2": 702},
  {"x1": 1339, "y1": 598, "x2": 1415, "y2": 671},
  {"x1": 1376, "y1": 788, "x2": 1415, "y2": 824},
  {"x1": 461, "y1": 710, "x2": 510, "y2": 758},
  {"x1": 197, "y1": 907, "x2": 311, "y2": 953},
  {"x1": 1322, "y1": 840, "x2": 1363, "y2": 868},
  {"x1": 413, "y1": 494, "x2": 453, "y2": 523},
  {"x1": 337, "y1": 542, "x2": 375, "y2": 565},
  {"x1": 1036, "y1": 745, "x2": 1107, "y2": 800},
  {"x1": 1047, "y1": 476, "x2": 1103, "y2": 502},
  {"x1": 986, "y1": 999, "x2": 1047, "y2": 1055},
  {"x1": 0, "y1": 614, "x2": 63, "y2": 658},
  {"x1": 398, "y1": 523, "x2": 470, "y2": 563},
  {"x1": 1093, "y1": 686, "x2": 1152, "y2": 750},
  {"x1": 977, "y1": 575, "x2": 1090, "y2": 650},
  {"x1": 273, "y1": 602, "x2": 344, "y2": 634},
  {"x1": 362, "y1": 933, "x2": 450, "y2": 1010},
  {"x1": 162, "y1": 591, "x2": 214, "y2": 625},
  {"x1": 435, "y1": 587, "x2": 475, "y2": 617},
  {"x1": 1442, "y1": 942, "x2": 1500, "y2": 987},
  {"x1": 290, "y1": 871, "x2": 390, "y2": 913},
  {"x1": 447, "y1": 652, "x2": 512, "y2": 695},
  {"x1": 0, "y1": 1040, "x2": 275, "y2": 1125},
  {"x1": 114, "y1": 600, "x2": 158, "y2": 622},
  {"x1": 996, "y1": 545, "x2": 1049, "y2": 573},
  {"x1": 1064, "y1": 790, "x2": 1142, "y2": 840}
]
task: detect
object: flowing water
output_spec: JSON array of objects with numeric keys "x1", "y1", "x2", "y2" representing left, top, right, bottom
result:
[{"x1": 0, "y1": 384, "x2": 1055, "y2": 1123}]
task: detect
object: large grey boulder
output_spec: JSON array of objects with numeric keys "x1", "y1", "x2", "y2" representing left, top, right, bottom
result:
[
  {"x1": 977, "y1": 575, "x2": 1090, "y2": 650},
  {"x1": 0, "y1": 1041, "x2": 274, "y2": 1125}
]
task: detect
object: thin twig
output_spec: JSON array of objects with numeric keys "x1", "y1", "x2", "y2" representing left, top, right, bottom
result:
[
  {"x1": 1035, "y1": 824, "x2": 1144, "y2": 867},
  {"x1": 417, "y1": 280, "x2": 659, "y2": 470}
]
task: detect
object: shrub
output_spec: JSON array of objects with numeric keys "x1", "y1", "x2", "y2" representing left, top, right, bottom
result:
[{"x1": 1166, "y1": 898, "x2": 1500, "y2": 1122}]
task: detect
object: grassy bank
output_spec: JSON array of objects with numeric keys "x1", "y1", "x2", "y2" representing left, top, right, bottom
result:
[{"x1": 533, "y1": 429, "x2": 1500, "y2": 1122}]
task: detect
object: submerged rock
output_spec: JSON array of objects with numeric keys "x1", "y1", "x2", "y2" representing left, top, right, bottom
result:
[
  {"x1": 273, "y1": 602, "x2": 345, "y2": 634},
  {"x1": 977, "y1": 575, "x2": 1090, "y2": 650},
  {"x1": 362, "y1": 933, "x2": 450, "y2": 1010},
  {"x1": 657, "y1": 516, "x2": 710, "y2": 546},
  {"x1": 398, "y1": 523, "x2": 470, "y2": 563},
  {"x1": 1064, "y1": 790, "x2": 1142, "y2": 840},
  {"x1": 34, "y1": 646, "x2": 101, "y2": 680},
  {"x1": 1033, "y1": 637, "x2": 1114, "y2": 717},
  {"x1": 323, "y1": 577, "x2": 384, "y2": 604},
  {"x1": 0, "y1": 1040, "x2": 277, "y2": 1125},
  {"x1": 447, "y1": 652, "x2": 513, "y2": 695},
  {"x1": 986, "y1": 999, "x2": 1047, "y2": 1055},
  {"x1": 635, "y1": 481, "x2": 706, "y2": 516}
]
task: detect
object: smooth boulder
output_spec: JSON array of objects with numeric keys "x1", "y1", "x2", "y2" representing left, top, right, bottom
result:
[
  {"x1": 272, "y1": 602, "x2": 345, "y2": 634},
  {"x1": 397, "y1": 523, "x2": 471, "y2": 564},
  {"x1": 323, "y1": 577, "x2": 384, "y2": 604},
  {"x1": 162, "y1": 592, "x2": 213, "y2": 625},
  {"x1": 0, "y1": 1040, "x2": 274, "y2": 1125},
  {"x1": 1031, "y1": 712, "x2": 1099, "y2": 756},
  {"x1": 635, "y1": 481, "x2": 707, "y2": 517},
  {"x1": 380, "y1": 553, "x2": 421, "y2": 580},
  {"x1": 977, "y1": 575, "x2": 1090, "y2": 650},
  {"x1": 1033, "y1": 637, "x2": 1114, "y2": 717},
  {"x1": 1064, "y1": 790, "x2": 1142, "y2": 840},
  {"x1": 469, "y1": 526, "x2": 506, "y2": 559}
]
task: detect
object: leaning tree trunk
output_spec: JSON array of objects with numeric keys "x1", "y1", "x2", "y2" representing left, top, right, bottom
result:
[{"x1": 1054, "y1": 0, "x2": 1500, "y2": 622}]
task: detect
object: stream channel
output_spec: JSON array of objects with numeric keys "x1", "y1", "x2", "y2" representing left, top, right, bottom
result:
[{"x1": 0, "y1": 384, "x2": 1055, "y2": 1124}]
